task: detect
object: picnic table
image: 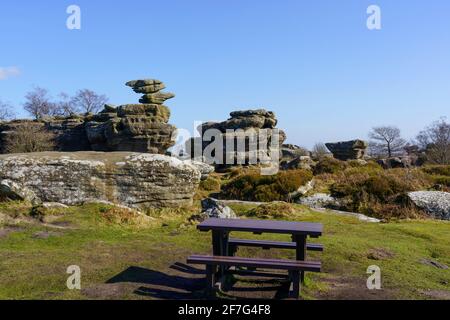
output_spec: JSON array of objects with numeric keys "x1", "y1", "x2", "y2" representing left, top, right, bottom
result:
[
  {"x1": 191, "y1": 218, "x2": 323, "y2": 298},
  {"x1": 197, "y1": 218, "x2": 323, "y2": 264}
]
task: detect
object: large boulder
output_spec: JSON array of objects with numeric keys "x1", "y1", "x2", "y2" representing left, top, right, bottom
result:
[
  {"x1": 408, "y1": 191, "x2": 450, "y2": 220},
  {"x1": 189, "y1": 109, "x2": 286, "y2": 168},
  {"x1": 325, "y1": 140, "x2": 368, "y2": 161},
  {"x1": 0, "y1": 152, "x2": 201, "y2": 210}
]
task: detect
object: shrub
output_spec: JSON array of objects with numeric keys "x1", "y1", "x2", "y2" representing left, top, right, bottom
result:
[
  {"x1": 221, "y1": 169, "x2": 313, "y2": 202},
  {"x1": 244, "y1": 202, "x2": 296, "y2": 219},
  {"x1": 329, "y1": 167, "x2": 432, "y2": 219},
  {"x1": 422, "y1": 165, "x2": 450, "y2": 176},
  {"x1": 313, "y1": 157, "x2": 347, "y2": 175},
  {"x1": 433, "y1": 176, "x2": 450, "y2": 187},
  {"x1": 421, "y1": 165, "x2": 450, "y2": 188},
  {"x1": 3, "y1": 122, "x2": 56, "y2": 153},
  {"x1": 199, "y1": 176, "x2": 221, "y2": 192}
]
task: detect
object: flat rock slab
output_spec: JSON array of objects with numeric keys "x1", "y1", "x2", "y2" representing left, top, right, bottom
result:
[
  {"x1": 32, "y1": 231, "x2": 61, "y2": 239},
  {"x1": 420, "y1": 258, "x2": 449, "y2": 270},
  {"x1": 0, "y1": 152, "x2": 201, "y2": 210}
]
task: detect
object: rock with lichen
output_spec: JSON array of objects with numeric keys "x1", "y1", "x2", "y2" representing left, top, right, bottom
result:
[{"x1": 0, "y1": 152, "x2": 201, "y2": 209}]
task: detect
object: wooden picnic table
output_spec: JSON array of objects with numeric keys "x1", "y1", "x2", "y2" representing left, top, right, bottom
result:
[{"x1": 197, "y1": 218, "x2": 323, "y2": 281}]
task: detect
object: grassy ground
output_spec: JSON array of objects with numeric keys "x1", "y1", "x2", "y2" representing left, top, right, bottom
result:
[{"x1": 0, "y1": 201, "x2": 449, "y2": 300}]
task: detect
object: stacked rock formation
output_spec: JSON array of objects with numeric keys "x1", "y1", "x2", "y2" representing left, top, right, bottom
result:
[
  {"x1": 0, "y1": 79, "x2": 177, "y2": 155},
  {"x1": 325, "y1": 140, "x2": 368, "y2": 161},
  {"x1": 187, "y1": 109, "x2": 286, "y2": 168},
  {"x1": 85, "y1": 79, "x2": 176, "y2": 153}
]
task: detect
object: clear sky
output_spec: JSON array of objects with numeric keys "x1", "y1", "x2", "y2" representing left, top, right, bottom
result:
[{"x1": 1, "y1": 0, "x2": 449, "y2": 148}]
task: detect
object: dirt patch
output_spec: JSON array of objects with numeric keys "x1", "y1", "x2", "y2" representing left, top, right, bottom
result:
[
  {"x1": 0, "y1": 226, "x2": 24, "y2": 238},
  {"x1": 315, "y1": 275, "x2": 399, "y2": 300},
  {"x1": 219, "y1": 274, "x2": 291, "y2": 300},
  {"x1": 82, "y1": 283, "x2": 136, "y2": 300},
  {"x1": 367, "y1": 248, "x2": 395, "y2": 260},
  {"x1": 419, "y1": 289, "x2": 450, "y2": 300}
]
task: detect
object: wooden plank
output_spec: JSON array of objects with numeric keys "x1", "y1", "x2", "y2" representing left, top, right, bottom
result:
[
  {"x1": 198, "y1": 218, "x2": 323, "y2": 237},
  {"x1": 187, "y1": 255, "x2": 321, "y2": 272},
  {"x1": 228, "y1": 238, "x2": 324, "y2": 251}
]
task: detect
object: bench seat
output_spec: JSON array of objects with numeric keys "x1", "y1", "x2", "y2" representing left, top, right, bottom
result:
[{"x1": 188, "y1": 254, "x2": 321, "y2": 272}]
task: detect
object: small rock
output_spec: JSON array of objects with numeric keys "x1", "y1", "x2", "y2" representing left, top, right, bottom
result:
[
  {"x1": 420, "y1": 258, "x2": 449, "y2": 270},
  {"x1": 297, "y1": 193, "x2": 341, "y2": 209},
  {"x1": 0, "y1": 179, "x2": 41, "y2": 205},
  {"x1": 32, "y1": 231, "x2": 60, "y2": 239},
  {"x1": 42, "y1": 202, "x2": 69, "y2": 209},
  {"x1": 200, "y1": 198, "x2": 237, "y2": 219}
]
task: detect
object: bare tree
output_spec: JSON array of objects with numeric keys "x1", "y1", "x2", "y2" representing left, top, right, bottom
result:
[
  {"x1": 0, "y1": 100, "x2": 15, "y2": 120},
  {"x1": 23, "y1": 87, "x2": 57, "y2": 119},
  {"x1": 311, "y1": 142, "x2": 330, "y2": 160},
  {"x1": 54, "y1": 92, "x2": 77, "y2": 116},
  {"x1": 369, "y1": 126, "x2": 406, "y2": 158},
  {"x1": 416, "y1": 118, "x2": 450, "y2": 165},
  {"x1": 71, "y1": 89, "x2": 108, "y2": 114}
]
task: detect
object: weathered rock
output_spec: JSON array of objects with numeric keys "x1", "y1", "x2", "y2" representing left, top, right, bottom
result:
[
  {"x1": 420, "y1": 258, "x2": 449, "y2": 270},
  {"x1": 377, "y1": 156, "x2": 424, "y2": 169},
  {"x1": 0, "y1": 152, "x2": 201, "y2": 209},
  {"x1": 139, "y1": 92, "x2": 175, "y2": 105},
  {"x1": 0, "y1": 179, "x2": 41, "y2": 205},
  {"x1": 408, "y1": 191, "x2": 450, "y2": 220},
  {"x1": 281, "y1": 144, "x2": 310, "y2": 163},
  {"x1": 325, "y1": 140, "x2": 368, "y2": 161},
  {"x1": 41, "y1": 202, "x2": 69, "y2": 209},
  {"x1": 126, "y1": 79, "x2": 166, "y2": 92},
  {"x1": 282, "y1": 156, "x2": 315, "y2": 170},
  {"x1": 185, "y1": 160, "x2": 215, "y2": 180},
  {"x1": 200, "y1": 198, "x2": 237, "y2": 219},
  {"x1": 188, "y1": 109, "x2": 286, "y2": 168},
  {"x1": 297, "y1": 193, "x2": 341, "y2": 209},
  {"x1": 0, "y1": 79, "x2": 177, "y2": 155}
]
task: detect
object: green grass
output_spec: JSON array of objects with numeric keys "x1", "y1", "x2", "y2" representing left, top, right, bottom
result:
[{"x1": 0, "y1": 202, "x2": 449, "y2": 300}]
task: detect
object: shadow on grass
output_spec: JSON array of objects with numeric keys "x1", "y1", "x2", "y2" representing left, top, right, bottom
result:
[
  {"x1": 106, "y1": 263, "x2": 207, "y2": 299},
  {"x1": 107, "y1": 262, "x2": 291, "y2": 300}
]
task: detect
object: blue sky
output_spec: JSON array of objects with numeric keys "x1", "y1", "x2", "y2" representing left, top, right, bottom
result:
[{"x1": 1, "y1": 0, "x2": 449, "y2": 148}]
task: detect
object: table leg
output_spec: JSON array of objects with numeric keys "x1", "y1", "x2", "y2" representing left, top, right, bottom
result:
[
  {"x1": 212, "y1": 230, "x2": 222, "y2": 256},
  {"x1": 212, "y1": 230, "x2": 230, "y2": 278},
  {"x1": 293, "y1": 235, "x2": 307, "y2": 284}
]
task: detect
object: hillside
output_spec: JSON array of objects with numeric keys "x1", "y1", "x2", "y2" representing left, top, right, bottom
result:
[{"x1": 0, "y1": 201, "x2": 448, "y2": 300}]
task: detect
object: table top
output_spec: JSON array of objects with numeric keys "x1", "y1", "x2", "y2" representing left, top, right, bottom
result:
[{"x1": 197, "y1": 218, "x2": 323, "y2": 237}]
